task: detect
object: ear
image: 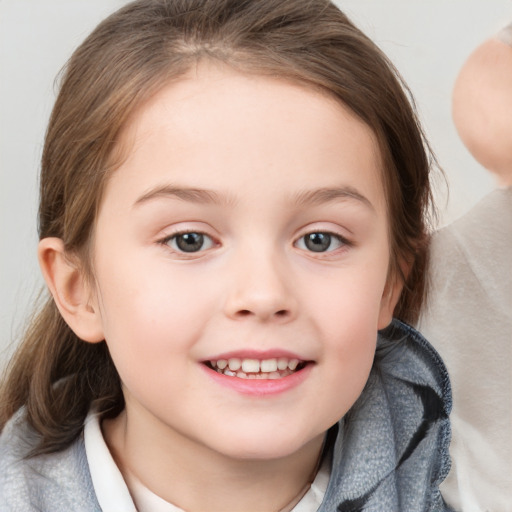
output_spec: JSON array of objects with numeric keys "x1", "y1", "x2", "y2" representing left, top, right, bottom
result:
[
  {"x1": 377, "y1": 273, "x2": 404, "y2": 330},
  {"x1": 38, "y1": 237, "x2": 104, "y2": 343}
]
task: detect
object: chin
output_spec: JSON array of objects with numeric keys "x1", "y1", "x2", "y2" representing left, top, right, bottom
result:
[{"x1": 207, "y1": 427, "x2": 324, "y2": 462}]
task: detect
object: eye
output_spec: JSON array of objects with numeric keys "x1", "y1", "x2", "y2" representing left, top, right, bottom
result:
[
  {"x1": 295, "y1": 232, "x2": 346, "y2": 253},
  {"x1": 164, "y1": 232, "x2": 215, "y2": 253}
]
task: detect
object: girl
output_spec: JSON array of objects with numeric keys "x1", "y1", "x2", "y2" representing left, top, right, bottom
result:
[{"x1": 0, "y1": 1, "x2": 451, "y2": 511}]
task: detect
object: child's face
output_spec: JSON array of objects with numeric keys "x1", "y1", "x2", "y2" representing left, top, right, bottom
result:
[{"x1": 88, "y1": 64, "x2": 400, "y2": 461}]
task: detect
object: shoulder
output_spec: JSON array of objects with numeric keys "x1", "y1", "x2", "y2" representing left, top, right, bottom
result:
[
  {"x1": 433, "y1": 187, "x2": 512, "y2": 250},
  {"x1": 0, "y1": 409, "x2": 100, "y2": 512},
  {"x1": 420, "y1": 187, "x2": 512, "y2": 347},
  {"x1": 425, "y1": 187, "x2": 512, "y2": 317}
]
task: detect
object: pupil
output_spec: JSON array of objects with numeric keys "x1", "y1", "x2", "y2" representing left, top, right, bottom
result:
[
  {"x1": 305, "y1": 233, "x2": 331, "y2": 252},
  {"x1": 176, "y1": 233, "x2": 204, "y2": 252}
]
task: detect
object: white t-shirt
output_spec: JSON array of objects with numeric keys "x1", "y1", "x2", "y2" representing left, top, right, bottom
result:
[
  {"x1": 84, "y1": 412, "x2": 330, "y2": 512},
  {"x1": 417, "y1": 188, "x2": 512, "y2": 511}
]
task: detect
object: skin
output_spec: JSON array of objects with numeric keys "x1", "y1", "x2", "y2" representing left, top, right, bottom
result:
[
  {"x1": 39, "y1": 63, "x2": 402, "y2": 512},
  {"x1": 452, "y1": 38, "x2": 512, "y2": 185}
]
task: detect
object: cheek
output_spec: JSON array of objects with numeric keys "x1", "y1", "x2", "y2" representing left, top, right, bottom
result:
[
  {"x1": 305, "y1": 260, "x2": 388, "y2": 335},
  {"x1": 321, "y1": 329, "x2": 377, "y2": 429},
  {"x1": 300, "y1": 264, "x2": 387, "y2": 419},
  {"x1": 92, "y1": 252, "x2": 217, "y2": 370},
  {"x1": 320, "y1": 290, "x2": 379, "y2": 382},
  {"x1": 92, "y1": 268, "x2": 206, "y2": 413}
]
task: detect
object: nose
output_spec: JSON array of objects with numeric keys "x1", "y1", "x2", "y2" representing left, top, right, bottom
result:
[{"x1": 223, "y1": 248, "x2": 297, "y2": 323}]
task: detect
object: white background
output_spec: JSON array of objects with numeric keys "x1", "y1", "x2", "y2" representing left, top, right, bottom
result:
[{"x1": 1, "y1": 0, "x2": 510, "y2": 365}]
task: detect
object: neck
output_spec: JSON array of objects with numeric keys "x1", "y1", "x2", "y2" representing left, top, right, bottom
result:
[{"x1": 103, "y1": 408, "x2": 325, "y2": 512}]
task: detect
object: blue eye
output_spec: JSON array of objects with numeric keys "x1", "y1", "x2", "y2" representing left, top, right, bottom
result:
[
  {"x1": 166, "y1": 232, "x2": 214, "y2": 253},
  {"x1": 296, "y1": 232, "x2": 345, "y2": 253}
]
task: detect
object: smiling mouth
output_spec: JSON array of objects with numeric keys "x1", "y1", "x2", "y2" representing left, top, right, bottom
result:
[{"x1": 205, "y1": 357, "x2": 309, "y2": 379}]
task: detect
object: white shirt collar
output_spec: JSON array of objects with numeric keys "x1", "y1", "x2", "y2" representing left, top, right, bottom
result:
[{"x1": 84, "y1": 411, "x2": 137, "y2": 512}]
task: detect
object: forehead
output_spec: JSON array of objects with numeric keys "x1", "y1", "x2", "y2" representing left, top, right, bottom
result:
[{"x1": 103, "y1": 63, "x2": 386, "y2": 215}]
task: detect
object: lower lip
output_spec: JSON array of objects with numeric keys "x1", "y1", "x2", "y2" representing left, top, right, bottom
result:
[{"x1": 201, "y1": 364, "x2": 313, "y2": 396}]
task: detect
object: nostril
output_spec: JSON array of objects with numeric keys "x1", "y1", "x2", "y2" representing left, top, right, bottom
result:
[{"x1": 234, "y1": 309, "x2": 290, "y2": 319}]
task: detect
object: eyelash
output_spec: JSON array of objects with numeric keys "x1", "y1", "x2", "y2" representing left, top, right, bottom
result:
[
  {"x1": 158, "y1": 229, "x2": 351, "y2": 256},
  {"x1": 294, "y1": 231, "x2": 351, "y2": 254},
  {"x1": 159, "y1": 230, "x2": 217, "y2": 254}
]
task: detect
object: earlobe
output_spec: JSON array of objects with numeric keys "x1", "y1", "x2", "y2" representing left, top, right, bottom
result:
[{"x1": 38, "y1": 237, "x2": 104, "y2": 343}]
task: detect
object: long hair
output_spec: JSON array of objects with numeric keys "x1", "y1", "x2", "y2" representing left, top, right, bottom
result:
[{"x1": 0, "y1": 0, "x2": 438, "y2": 455}]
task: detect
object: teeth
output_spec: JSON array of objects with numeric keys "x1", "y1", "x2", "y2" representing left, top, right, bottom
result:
[
  {"x1": 228, "y1": 358, "x2": 241, "y2": 371},
  {"x1": 241, "y1": 359, "x2": 260, "y2": 373},
  {"x1": 210, "y1": 356, "x2": 305, "y2": 378},
  {"x1": 288, "y1": 359, "x2": 299, "y2": 371},
  {"x1": 261, "y1": 359, "x2": 277, "y2": 372},
  {"x1": 277, "y1": 358, "x2": 288, "y2": 370}
]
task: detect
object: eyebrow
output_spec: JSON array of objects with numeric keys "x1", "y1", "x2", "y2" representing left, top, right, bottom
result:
[
  {"x1": 133, "y1": 185, "x2": 234, "y2": 208},
  {"x1": 133, "y1": 183, "x2": 375, "y2": 212},
  {"x1": 291, "y1": 186, "x2": 375, "y2": 212}
]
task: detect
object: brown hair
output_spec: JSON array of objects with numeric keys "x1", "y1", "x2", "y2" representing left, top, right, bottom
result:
[{"x1": 0, "y1": 0, "x2": 437, "y2": 454}]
